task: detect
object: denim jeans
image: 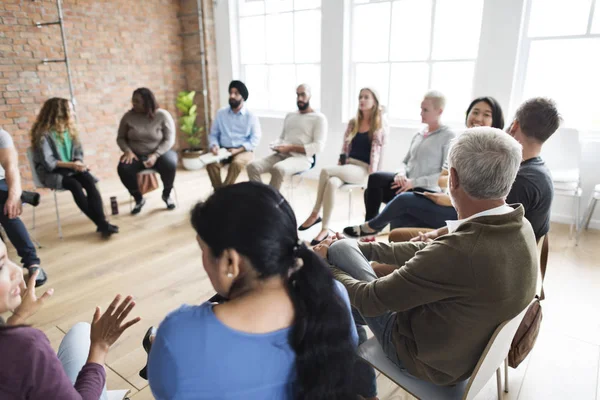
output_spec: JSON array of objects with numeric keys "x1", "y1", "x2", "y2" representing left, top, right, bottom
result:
[
  {"x1": 368, "y1": 191, "x2": 458, "y2": 231},
  {"x1": 328, "y1": 240, "x2": 405, "y2": 398},
  {"x1": 57, "y1": 322, "x2": 108, "y2": 400},
  {"x1": 0, "y1": 179, "x2": 40, "y2": 268}
]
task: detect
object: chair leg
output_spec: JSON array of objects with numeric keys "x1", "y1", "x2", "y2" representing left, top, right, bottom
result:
[
  {"x1": 582, "y1": 197, "x2": 597, "y2": 231},
  {"x1": 53, "y1": 191, "x2": 63, "y2": 240},
  {"x1": 174, "y1": 185, "x2": 179, "y2": 206},
  {"x1": 32, "y1": 205, "x2": 36, "y2": 231},
  {"x1": 504, "y1": 358, "x2": 509, "y2": 393},
  {"x1": 496, "y1": 367, "x2": 502, "y2": 399},
  {"x1": 348, "y1": 189, "x2": 353, "y2": 225}
]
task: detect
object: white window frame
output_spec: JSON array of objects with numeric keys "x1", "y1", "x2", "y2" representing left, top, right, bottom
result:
[
  {"x1": 234, "y1": 1, "x2": 322, "y2": 118},
  {"x1": 346, "y1": 0, "x2": 483, "y2": 127},
  {"x1": 511, "y1": 0, "x2": 600, "y2": 135}
]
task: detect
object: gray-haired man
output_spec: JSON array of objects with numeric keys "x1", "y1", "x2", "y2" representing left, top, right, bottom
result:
[{"x1": 314, "y1": 127, "x2": 538, "y2": 399}]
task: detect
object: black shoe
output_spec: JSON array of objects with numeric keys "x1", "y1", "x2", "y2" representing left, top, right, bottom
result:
[
  {"x1": 139, "y1": 326, "x2": 157, "y2": 380},
  {"x1": 27, "y1": 266, "x2": 48, "y2": 287},
  {"x1": 162, "y1": 195, "x2": 175, "y2": 210},
  {"x1": 299, "y1": 216, "x2": 322, "y2": 231},
  {"x1": 343, "y1": 224, "x2": 378, "y2": 238},
  {"x1": 96, "y1": 224, "x2": 119, "y2": 233},
  {"x1": 131, "y1": 198, "x2": 146, "y2": 215},
  {"x1": 310, "y1": 233, "x2": 331, "y2": 247},
  {"x1": 99, "y1": 224, "x2": 119, "y2": 239}
]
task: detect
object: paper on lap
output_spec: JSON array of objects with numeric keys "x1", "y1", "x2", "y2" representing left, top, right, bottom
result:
[{"x1": 198, "y1": 148, "x2": 232, "y2": 166}]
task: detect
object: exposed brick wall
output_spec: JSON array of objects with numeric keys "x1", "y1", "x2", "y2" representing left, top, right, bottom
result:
[{"x1": 0, "y1": 0, "x2": 219, "y2": 188}]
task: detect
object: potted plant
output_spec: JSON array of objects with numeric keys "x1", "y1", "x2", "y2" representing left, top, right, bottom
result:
[{"x1": 177, "y1": 90, "x2": 205, "y2": 170}]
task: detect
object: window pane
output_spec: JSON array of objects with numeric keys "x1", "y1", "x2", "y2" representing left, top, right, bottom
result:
[
  {"x1": 268, "y1": 65, "x2": 298, "y2": 111},
  {"x1": 432, "y1": 0, "x2": 484, "y2": 60},
  {"x1": 592, "y1": 5, "x2": 600, "y2": 33},
  {"x1": 244, "y1": 65, "x2": 269, "y2": 110},
  {"x1": 239, "y1": 0, "x2": 264, "y2": 16},
  {"x1": 353, "y1": 63, "x2": 390, "y2": 113},
  {"x1": 390, "y1": 0, "x2": 432, "y2": 61},
  {"x1": 294, "y1": 0, "x2": 320, "y2": 10},
  {"x1": 389, "y1": 63, "x2": 430, "y2": 120},
  {"x1": 239, "y1": 16, "x2": 266, "y2": 64},
  {"x1": 352, "y1": 3, "x2": 391, "y2": 62},
  {"x1": 265, "y1": 0, "x2": 293, "y2": 13},
  {"x1": 295, "y1": 10, "x2": 321, "y2": 63},
  {"x1": 296, "y1": 64, "x2": 321, "y2": 109},
  {"x1": 528, "y1": 0, "x2": 592, "y2": 37},
  {"x1": 266, "y1": 14, "x2": 294, "y2": 63},
  {"x1": 523, "y1": 38, "x2": 600, "y2": 129},
  {"x1": 431, "y1": 61, "x2": 475, "y2": 123}
]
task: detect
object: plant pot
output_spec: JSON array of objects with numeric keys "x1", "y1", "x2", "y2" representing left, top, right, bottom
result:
[{"x1": 182, "y1": 148, "x2": 204, "y2": 170}]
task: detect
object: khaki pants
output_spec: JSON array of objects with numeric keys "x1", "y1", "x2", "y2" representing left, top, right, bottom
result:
[
  {"x1": 206, "y1": 151, "x2": 254, "y2": 190},
  {"x1": 246, "y1": 153, "x2": 312, "y2": 191},
  {"x1": 313, "y1": 159, "x2": 369, "y2": 230}
]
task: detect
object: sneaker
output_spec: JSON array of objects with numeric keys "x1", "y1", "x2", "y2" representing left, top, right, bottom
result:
[
  {"x1": 162, "y1": 195, "x2": 175, "y2": 210},
  {"x1": 131, "y1": 198, "x2": 146, "y2": 215},
  {"x1": 27, "y1": 266, "x2": 48, "y2": 287}
]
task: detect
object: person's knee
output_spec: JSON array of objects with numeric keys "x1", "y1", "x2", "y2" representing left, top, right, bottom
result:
[
  {"x1": 68, "y1": 322, "x2": 91, "y2": 337},
  {"x1": 328, "y1": 239, "x2": 356, "y2": 266},
  {"x1": 271, "y1": 164, "x2": 287, "y2": 180},
  {"x1": 368, "y1": 172, "x2": 387, "y2": 187},
  {"x1": 246, "y1": 161, "x2": 258, "y2": 175}
]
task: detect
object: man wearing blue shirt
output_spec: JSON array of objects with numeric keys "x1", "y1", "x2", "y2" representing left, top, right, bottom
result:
[{"x1": 206, "y1": 80, "x2": 262, "y2": 190}]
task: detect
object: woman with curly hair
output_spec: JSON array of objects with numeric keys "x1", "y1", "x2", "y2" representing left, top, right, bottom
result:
[{"x1": 31, "y1": 98, "x2": 118, "y2": 238}]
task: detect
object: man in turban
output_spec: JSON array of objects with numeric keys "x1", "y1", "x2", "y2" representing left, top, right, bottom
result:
[{"x1": 207, "y1": 80, "x2": 262, "y2": 190}]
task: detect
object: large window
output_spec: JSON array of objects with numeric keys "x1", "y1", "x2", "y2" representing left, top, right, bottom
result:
[
  {"x1": 349, "y1": 0, "x2": 485, "y2": 123},
  {"x1": 517, "y1": 0, "x2": 600, "y2": 129},
  {"x1": 236, "y1": 0, "x2": 321, "y2": 112}
]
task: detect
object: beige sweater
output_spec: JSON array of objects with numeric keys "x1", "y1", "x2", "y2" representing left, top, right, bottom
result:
[
  {"x1": 117, "y1": 109, "x2": 175, "y2": 156},
  {"x1": 332, "y1": 205, "x2": 537, "y2": 386}
]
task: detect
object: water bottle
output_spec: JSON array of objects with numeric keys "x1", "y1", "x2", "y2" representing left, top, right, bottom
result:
[{"x1": 110, "y1": 196, "x2": 119, "y2": 215}]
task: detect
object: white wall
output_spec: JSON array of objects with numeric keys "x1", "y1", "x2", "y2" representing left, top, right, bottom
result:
[{"x1": 213, "y1": 0, "x2": 600, "y2": 229}]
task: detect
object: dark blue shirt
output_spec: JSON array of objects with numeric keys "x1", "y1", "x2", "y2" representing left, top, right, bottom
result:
[{"x1": 348, "y1": 132, "x2": 371, "y2": 165}]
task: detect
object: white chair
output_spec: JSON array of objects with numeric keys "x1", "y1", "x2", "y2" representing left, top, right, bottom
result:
[
  {"x1": 286, "y1": 155, "x2": 316, "y2": 206},
  {"x1": 26, "y1": 148, "x2": 64, "y2": 239},
  {"x1": 339, "y1": 183, "x2": 366, "y2": 224},
  {"x1": 541, "y1": 128, "x2": 583, "y2": 241},
  {"x1": 129, "y1": 169, "x2": 179, "y2": 211},
  {"x1": 357, "y1": 301, "x2": 533, "y2": 400},
  {"x1": 580, "y1": 183, "x2": 600, "y2": 232}
]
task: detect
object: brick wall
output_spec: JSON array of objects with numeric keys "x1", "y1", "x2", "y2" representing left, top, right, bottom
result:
[{"x1": 0, "y1": 0, "x2": 218, "y2": 187}]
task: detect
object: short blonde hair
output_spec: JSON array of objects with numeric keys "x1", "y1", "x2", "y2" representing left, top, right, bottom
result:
[{"x1": 424, "y1": 90, "x2": 446, "y2": 110}]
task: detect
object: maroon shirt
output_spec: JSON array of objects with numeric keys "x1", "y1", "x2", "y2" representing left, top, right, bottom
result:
[{"x1": 0, "y1": 326, "x2": 105, "y2": 399}]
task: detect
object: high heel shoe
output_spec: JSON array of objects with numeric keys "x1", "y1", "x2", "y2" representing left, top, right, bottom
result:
[
  {"x1": 139, "y1": 326, "x2": 157, "y2": 380},
  {"x1": 299, "y1": 216, "x2": 322, "y2": 231}
]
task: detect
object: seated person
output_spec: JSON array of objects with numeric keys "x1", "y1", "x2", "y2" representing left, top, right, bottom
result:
[
  {"x1": 0, "y1": 128, "x2": 47, "y2": 286},
  {"x1": 206, "y1": 80, "x2": 261, "y2": 190},
  {"x1": 388, "y1": 97, "x2": 559, "y2": 245},
  {"x1": 147, "y1": 182, "x2": 357, "y2": 400},
  {"x1": 31, "y1": 98, "x2": 118, "y2": 238},
  {"x1": 299, "y1": 88, "x2": 387, "y2": 245},
  {"x1": 344, "y1": 91, "x2": 455, "y2": 238},
  {"x1": 0, "y1": 241, "x2": 140, "y2": 399},
  {"x1": 247, "y1": 84, "x2": 327, "y2": 191},
  {"x1": 117, "y1": 87, "x2": 178, "y2": 214},
  {"x1": 316, "y1": 127, "x2": 538, "y2": 399}
]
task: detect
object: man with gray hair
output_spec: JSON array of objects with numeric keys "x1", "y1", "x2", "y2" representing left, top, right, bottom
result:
[{"x1": 314, "y1": 127, "x2": 538, "y2": 398}]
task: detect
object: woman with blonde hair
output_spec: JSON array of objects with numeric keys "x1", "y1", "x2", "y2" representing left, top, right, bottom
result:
[
  {"x1": 299, "y1": 88, "x2": 387, "y2": 245},
  {"x1": 31, "y1": 98, "x2": 118, "y2": 238}
]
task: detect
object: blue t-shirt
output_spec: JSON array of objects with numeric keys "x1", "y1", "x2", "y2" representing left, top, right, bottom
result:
[
  {"x1": 148, "y1": 281, "x2": 357, "y2": 400},
  {"x1": 348, "y1": 132, "x2": 372, "y2": 165}
]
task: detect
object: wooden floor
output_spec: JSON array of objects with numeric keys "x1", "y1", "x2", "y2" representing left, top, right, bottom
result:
[{"x1": 4, "y1": 168, "x2": 600, "y2": 400}]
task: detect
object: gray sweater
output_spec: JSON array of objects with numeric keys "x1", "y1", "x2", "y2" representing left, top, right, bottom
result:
[
  {"x1": 403, "y1": 126, "x2": 455, "y2": 191},
  {"x1": 117, "y1": 109, "x2": 176, "y2": 157}
]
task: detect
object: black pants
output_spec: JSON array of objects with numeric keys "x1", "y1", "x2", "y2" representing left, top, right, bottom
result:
[
  {"x1": 363, "y1": 172, "x2": 397, "y2": 221},
  {"x1": 117, "y1": 150, "x2": 177, "y2": 202},
  {"x1": 0, "y1": 179, "x2": 40, "y2": 268},
  {"x1": 62, "y1": 171, "x2": 108, "y2": 230}
]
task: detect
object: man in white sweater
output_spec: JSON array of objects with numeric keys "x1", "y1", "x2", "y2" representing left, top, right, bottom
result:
[{"x1": 247, "y1": 84, "x2": 327, "y2": 190}]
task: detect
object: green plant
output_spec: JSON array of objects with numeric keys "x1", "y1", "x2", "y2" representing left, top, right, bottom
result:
[{"x1": 177, "y1": 91, "x2": 204, "y2": 150}]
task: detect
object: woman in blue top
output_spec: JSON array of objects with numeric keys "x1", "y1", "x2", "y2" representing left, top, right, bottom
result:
[
  {"x1": 148, "y1": 182, "x2": 358, "y2": 400},
  {"x1": 31, "y1": 98, "x2": 118, "y2": 238}
]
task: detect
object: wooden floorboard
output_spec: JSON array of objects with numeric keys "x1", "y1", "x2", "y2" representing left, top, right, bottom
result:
[{"x1": 4, "y1": 168, "x2": 599, "y2": 399}]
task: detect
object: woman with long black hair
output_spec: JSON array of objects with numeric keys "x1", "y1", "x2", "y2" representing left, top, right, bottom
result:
[{"x1": 147, "y1": 182, "x2": 357, "y2": 399}]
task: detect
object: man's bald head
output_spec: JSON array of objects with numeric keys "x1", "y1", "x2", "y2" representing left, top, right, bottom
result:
[{"x1": 296, "y1": 84, "x2": 312, "y2": 112}]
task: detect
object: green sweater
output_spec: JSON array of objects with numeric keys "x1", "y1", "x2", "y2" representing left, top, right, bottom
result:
[{"x1": 331, "y1": 205, "x2": 537, "y2": 386}]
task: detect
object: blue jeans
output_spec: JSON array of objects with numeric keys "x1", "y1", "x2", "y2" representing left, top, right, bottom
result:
[
  {"x1": 368, "y1": 192, "x2": 458, "y2": 231},
  {"x1": 328, "y1": 240, "x2": 404, "y2": 398},
  {"x1": 0, "y1": 179, "x2": 40, "y2": 268},
  {"x1": 58, "y1": 322, "x2": 108, "y2": 400}
]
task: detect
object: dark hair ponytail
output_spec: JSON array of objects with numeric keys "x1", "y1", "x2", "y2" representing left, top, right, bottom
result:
[{"x1": 191, "y1": 182, "x2": 355, "y2": 399}]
